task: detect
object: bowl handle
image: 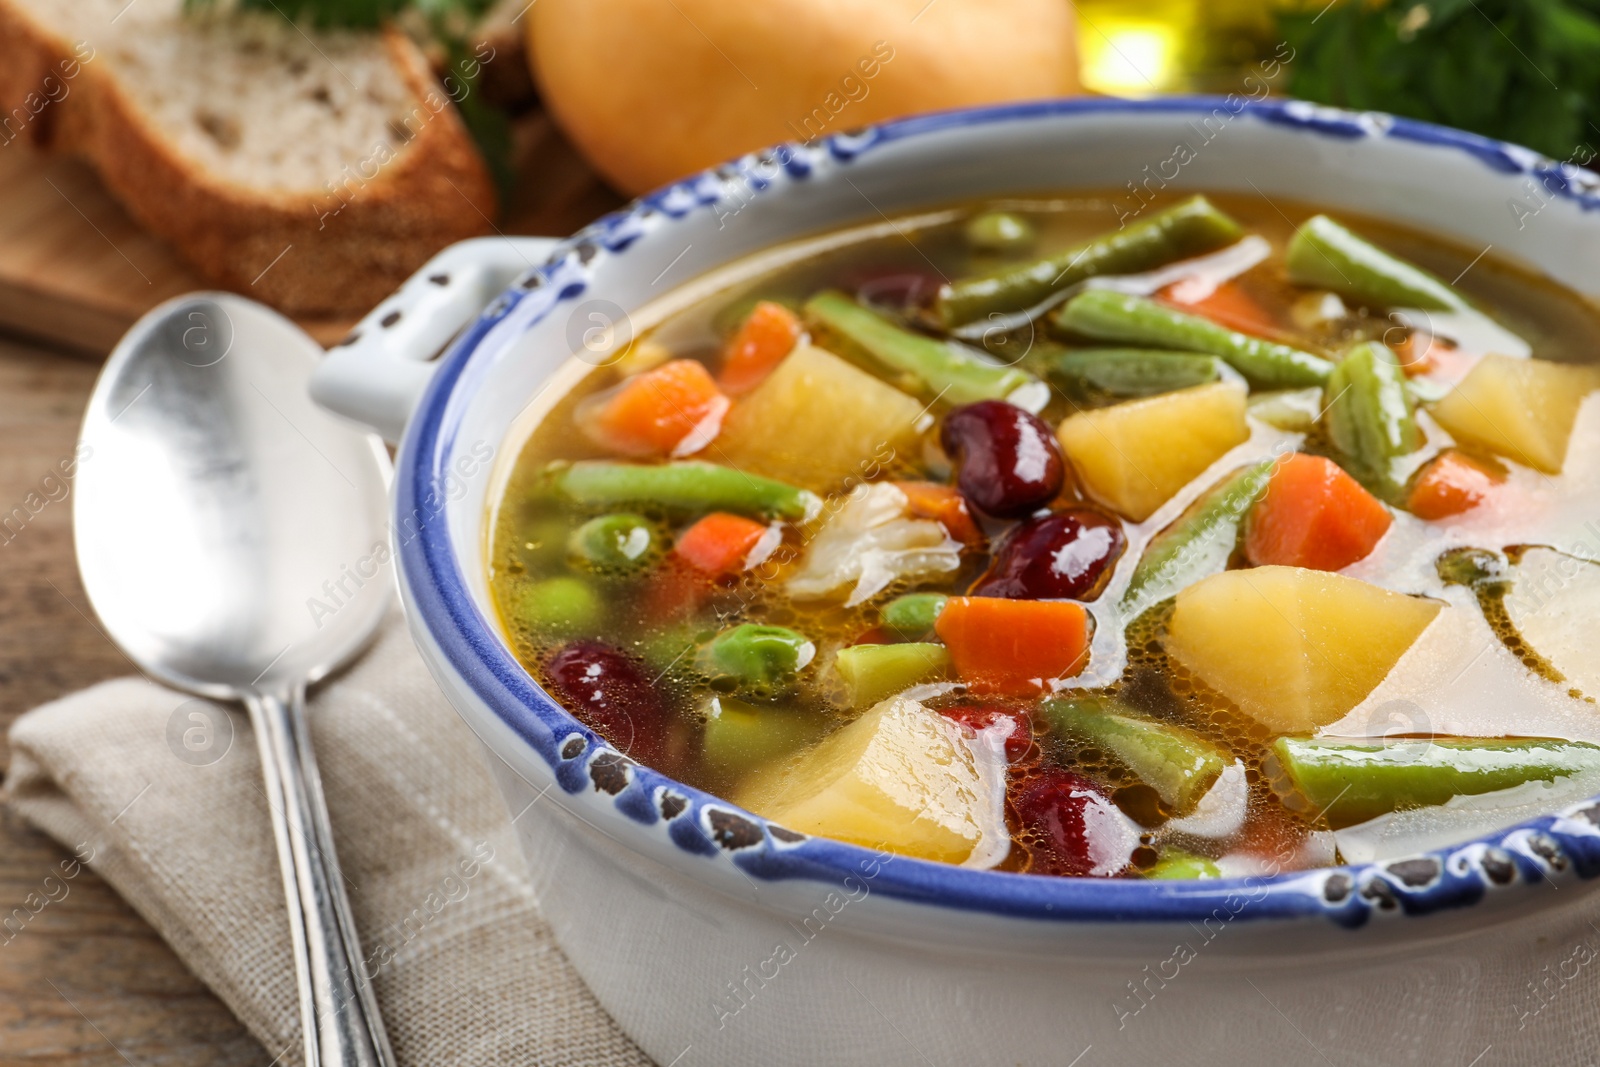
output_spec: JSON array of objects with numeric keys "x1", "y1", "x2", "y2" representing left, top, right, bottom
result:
[{"x1": 310, "y1": 236, "x2": 560, "y2": 442}]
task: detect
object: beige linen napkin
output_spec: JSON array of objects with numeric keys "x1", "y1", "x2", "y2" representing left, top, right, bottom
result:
[{"x1": 4, "y1": 616, "x2": 652, "y2": 1067}]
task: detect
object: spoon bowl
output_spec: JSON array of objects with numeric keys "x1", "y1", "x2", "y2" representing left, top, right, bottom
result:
[
  {"x1": 75, "y1": 292, "x2": 397, "y2": 1067},
  {"x1": 76, "y1": 293, "x2": 391, "y2": 696}
]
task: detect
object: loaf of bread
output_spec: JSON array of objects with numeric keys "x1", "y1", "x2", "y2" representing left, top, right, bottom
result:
[{"x1": 0, "y1": 0, "x2": 497, "y2": 316}]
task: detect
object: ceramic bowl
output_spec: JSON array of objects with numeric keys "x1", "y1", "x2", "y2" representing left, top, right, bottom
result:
[{"x1": 312, "y1": 97, "x2": 1600, "y2": 1065}]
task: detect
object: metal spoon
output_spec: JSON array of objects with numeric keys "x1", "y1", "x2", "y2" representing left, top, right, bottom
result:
[{"x1": 74, "y1": 293, "x2": 397, "y2": 1067}]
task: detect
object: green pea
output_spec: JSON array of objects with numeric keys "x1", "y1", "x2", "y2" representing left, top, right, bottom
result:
[
  {"x1": 965, "y1": 211, "x2": 1036, "y2": 254},
  {"x1": 697, "y1": 624, "x2": 815, "y2": 697},
  {"x1": 880, "y1": 593, "x2": 948, "y2": 640},
  {"x1": 700, "y1": 695, "x2": 825, "y2": 774},
  {"x1": 636, "y1": 623, "x2": 716, "y2": 677},
  {"x1": 1144, "y1": 849, "x2": 1221, "y2": 880},
  {"x1": 568, "y1": 513, "x2": 661, "y2": 573},
  {"x1": 512, "y1": 517, "x2": 573, "y2": 575},
  {"x1": 516, "y1": 577, "x2": 601, "y2": 638}
]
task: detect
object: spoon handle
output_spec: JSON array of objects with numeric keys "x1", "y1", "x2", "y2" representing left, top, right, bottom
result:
[{"x1": 247, "y1": 686, "x2": 396, "y2": 1067}]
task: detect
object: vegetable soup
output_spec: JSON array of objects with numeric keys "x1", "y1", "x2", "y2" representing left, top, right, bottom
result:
[{"x1": 487, "y1": 191, "x2": 1600, "y2": 879}]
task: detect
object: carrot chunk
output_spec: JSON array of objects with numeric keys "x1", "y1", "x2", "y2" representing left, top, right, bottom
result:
[
  {"x1": 894, "y1": 480, "x2": 985, "y2": 545},
  {"x1": 1407, "y1": 449, "x2": 1506, "y2": 521},
  {"x1": 1395, "y1": 331, "x2": 1445, "y2": 374},
  {"x1": 933, "y1": 596, "x2": 1090, "y2": 696},
  {"x1": 1394, "y1": 332, "x2": 1477, "y2": 387},
  {"x1": 675, "y1": 512, "x2": 773, "y2": 575},
  {"x1": 850, "y1": 625, "x2": 897, "y2": 647},
  {"x1": 1158, "y1": 279, "x2": 1279, "y2": 338},
  {"x1": 577, "y1": 359, "x2": 730, "y2": 458},
  {"x1": 1244, "y1": 453, "x2": 1392, "y2": 572},
  {"x1": 719, "y1": 301, "x2": 802, "y2": 396}
]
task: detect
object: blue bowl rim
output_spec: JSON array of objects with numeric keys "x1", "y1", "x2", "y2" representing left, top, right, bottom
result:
[{"x1": 394, "y1": 94, "x2": 1600, "y2": 929}]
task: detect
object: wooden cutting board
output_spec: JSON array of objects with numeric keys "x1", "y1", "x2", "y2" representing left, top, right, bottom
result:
[{"x1": 0, "y1": 112, "x2": 623, "y2": 356}]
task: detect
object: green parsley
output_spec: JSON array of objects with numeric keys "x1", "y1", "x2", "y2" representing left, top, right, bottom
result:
[
  {"x1": 1281, "y1": 0, "x2": 1600, "y2": 162},
  {"x1": 185, "y1": 0, "x2": 496, "y2": 29}
]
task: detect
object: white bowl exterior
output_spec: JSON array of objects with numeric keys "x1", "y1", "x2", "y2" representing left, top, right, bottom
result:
[
  {"x1": 414, "y1": 601, "x2": 1600, "y2": 1065},
  {"x1": 400, "y1": 101, "x2": 1600, "y2": 1063}
]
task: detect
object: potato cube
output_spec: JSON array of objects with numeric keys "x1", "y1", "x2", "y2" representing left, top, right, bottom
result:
[
  {"x1": 1057, "y1": 382, "x2": 1249, "y2": 521},
  {"x1": 714, "y1": 343, "x2": 926, "y2": 492},
  {"x1": 1165, "y1": 566, "x2": 1441, "y2": 734},
  {"x1": 734, "y1": 695, "x2": 1008, "y2": 866},
  {"x1": 1429, "y1": 354, "x2": 1599, "y2": 474}
]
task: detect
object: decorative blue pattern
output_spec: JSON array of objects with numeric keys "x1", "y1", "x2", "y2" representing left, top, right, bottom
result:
[{"x1": 395, "y1": 96, "x2": 1600, "y2": 926}]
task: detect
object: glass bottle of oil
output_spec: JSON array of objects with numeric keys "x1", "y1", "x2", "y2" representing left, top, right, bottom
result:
[{"x1": 1075, "y1": 0, "x2": 1287, "y2": 96}]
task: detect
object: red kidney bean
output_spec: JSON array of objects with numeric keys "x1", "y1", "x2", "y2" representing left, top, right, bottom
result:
[
  {"x1": 1013, "y1": 769, "x2": 1137, "y2": 877},
  {"x1": 546, "y1": 641, "x2": 669, "y2": 765},
  {"x1": 971, "y1": 509, "x2": 1125, "y2": 600},
  {"x1": 940, "y1": 400, "x2": 1065, "y2": 518},
  {"x1": 849, "y1": 625, "x2": 897, "y2": 647},
  {"x1": 847, "y1": 267, "x2": 943, "y2": 314},
  {"x1": 940, "y1": 704, "x2": 1032, "y2": 762}
]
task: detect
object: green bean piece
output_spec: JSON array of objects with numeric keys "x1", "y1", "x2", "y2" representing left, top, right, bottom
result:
[
  {"x1": 514, "y1": 577, "x2": 601, "y2": 639},
  {"x1": 552, "y1": 461, "x2": 820, "y2": 522},
  {"x1": 1120, "y1": 459, "x2": 1276, "y2": 623},
  {"x1": 1322, "y1": 341, "x2": 1420, "y2": 499},
  {"x1": 965, "y1": 211, "x2": 1036, "y2": 254},
  {"x1": 1047, "y1": 348, "x2": 1221, "y2": 401},
  {"x1": 1144, "y1": 849, "x2": 1221, "y2": 880},
  {"x1": 804, "y1": 290, "x2": 1038, "y2": 406},
  {"x1": 1272, "y1": 736, "x2": 1600, "y2": 829},
  {"x1": 1039, "y1": 696, "x2": 1228, "y2": 814},
  {"x1": 1053, "y1": 289, "x2": 1334, "y2": 388},
  {"x1": 1247, "y1": 387, "x2": 1324, "y2": 433},
  {"x1": 880, "y1": 592, "x2": 949, "y2": 640},
  {"x1": 1286, "y1": 215, "x2": 1467, "y2": 312},
  {"x1": 833, "y1": 642, "x2": 952, "y2": 709},
  {"x1": 937, "y1": 195, "x2": 1245, "y2": 327},
  {"x1": 700, "y1": 695, "x2": 826, "y2": 775},
  {"x1": 567, "y1": 513, "x2": 662, "y2": 573},
  {"x1": 697, "y1": 624, "x2": 816, "y2": 698}
]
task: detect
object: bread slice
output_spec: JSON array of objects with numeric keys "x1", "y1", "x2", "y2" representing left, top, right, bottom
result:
[{"x1": 0, "y1": 0, "x2": 496, "y2": 316}]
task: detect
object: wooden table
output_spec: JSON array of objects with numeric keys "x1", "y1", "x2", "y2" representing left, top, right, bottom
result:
[
  {"x1": 0, "y1": 127, "x2": 620, "y2": 1065},
  {"x1": 0, "y1": 337, "x2": 267, "y2": 1065}
]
